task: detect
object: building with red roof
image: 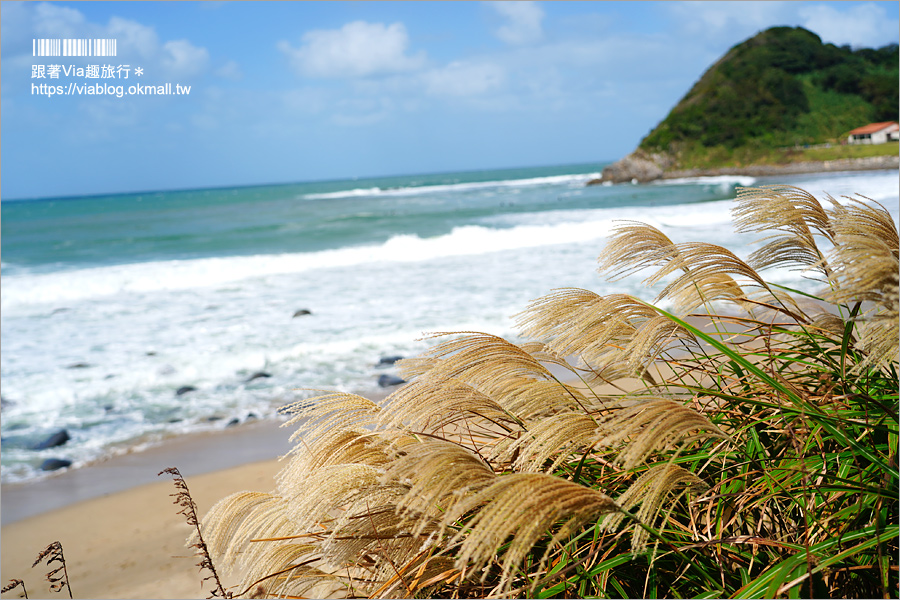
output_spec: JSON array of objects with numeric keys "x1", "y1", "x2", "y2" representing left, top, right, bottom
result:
[{"x1": 847, "y1": 121, "x2": 899, "y2": 144}]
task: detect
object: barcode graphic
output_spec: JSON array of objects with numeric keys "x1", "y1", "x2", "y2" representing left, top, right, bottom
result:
[{"x1": 33, "y1": 39, "x2": 117, "y2": 57}]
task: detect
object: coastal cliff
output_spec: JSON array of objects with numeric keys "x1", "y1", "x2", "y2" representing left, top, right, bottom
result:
[{"x1": 600, "y1": 26, "x2": 899, "y2": 183}]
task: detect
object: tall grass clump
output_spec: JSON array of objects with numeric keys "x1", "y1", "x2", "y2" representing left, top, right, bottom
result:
[{"x1": 199, "y1": 185, "x2": 898, "y2": 598}]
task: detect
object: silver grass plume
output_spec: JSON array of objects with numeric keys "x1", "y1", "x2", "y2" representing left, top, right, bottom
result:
[
  {"x1": 443, "y1": 473, "x2": 620, "y2": 590},
  {"x1": 597, "y1": 221, "x2": 680, "y2": 281},
  {"x1": 600, "y1": 462, "x2": 708, "y2": 552},
  {"x1": 489, "y1": 410, "x2": 600, "y2": 473},
  {"x1": 733, "y1": 184, "x2": 835, "y2": 277},
  {"x1": 598, "y1": 221, "x2": 804, "y2": 317},
  {"x1": 591, "y1": 397, "x2": 727, "y2": 470},
  {"x1": 641, "y1": 242, "x2": 786, "y2": 315},
  {"x1": 825, "y1": 195, "x2": 899, "y2": 370},
  {"x1": 380, "y1": 439, "x2": 496, "y2": 535},
  {"x1": 414, "y1": 332, "x2": 555, "y2": 392},
  {"x1": 378, "y1": 376, "x2": 522, "y2": 436},
  {"x1": 516, "y1": 290, "x2": 662, "y2": 376}
]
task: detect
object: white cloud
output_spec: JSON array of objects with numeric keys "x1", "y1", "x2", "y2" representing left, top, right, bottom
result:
[
  {"x1": 161, "y1": 39, "x2": 210, "y2": 78},
  {"x1": 191, "y1": 113, "x2": 218, "y2": 131},
  {"x1": 798, "y1": 3, "x2": 899, "y2": 48},
  {"x1": 666, "y1": 1, "x2": 794, "y2": 47},
  {"x1": 423, "y1": 61, "x2": 506, "y2": 97},
  {"x1": 668, "y1": 1, "x2": 899, "y2": 51},
  {"x1": 108, "y1": 16, "x2": 159, "y2": 59},
  {"x1": 282, "y1": 88, "x2": 330, "y2": 114},
  {"x1": 2, "y1": 4, "x2": 209, "y2": 81},
  {"x1": 215, "y1": 60, "x2": 243, "y2": 81},
  {"x1": 488, "y1": 1, "x2": 545, "y2": 45},
  {"x1": 279, "y1": 21, "x2": 426, "y2": 78},
  {"x1": 33, "y1": 2, "x2": 85, "y2": 38}
]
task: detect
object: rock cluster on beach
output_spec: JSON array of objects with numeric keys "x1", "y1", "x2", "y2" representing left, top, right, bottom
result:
[{"x1": 16, "y1": 429, "x2": 76, "y2": 471}]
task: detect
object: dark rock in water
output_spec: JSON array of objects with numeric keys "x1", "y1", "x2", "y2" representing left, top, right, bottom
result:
[
  {"x1": 66, "y1": 362, "x2": 92, "y2": 369},
  {"x1": 32, "y1": 429, "x2": 70, "y2": 450},
  {"x1": 378, "y1": 374, "x2": 406, "y2": 388},
  {"x1": 146, "y1": 351, "x2": 158, "y2": 356},
  {"x1": 206, "y1": 415, "x2": 224, "y2": 422},
  {"x1": 0, "y1": 396, "x2": 14, "y2": 409},
  {"x1": 246, "y1": 371, "x2": 272, "y2": 382},
  {"x1": 41, "y1": 458, "x2": 72, "y2": 471},
  {"x1": 175, "y1": 385, "x2": 197, "y2": 396},
  {"x1": 585, "y1": 177, "x2": 604, "y2": 186},
  {"x1": 246, "y1": 412, "x2": 258, "y2": 420},
  {"x1": 226, "y1": 418, "x2": 241, "y2": 427},
  {"x1": 292, "y1": 309, "x2": 312, "y2": 318},
  {"x1": 376, "y1": 355, "x2": 404, "y2": 367}
]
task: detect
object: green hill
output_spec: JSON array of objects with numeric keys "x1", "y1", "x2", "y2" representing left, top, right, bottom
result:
[{"x1": 607, "y1": 27, "x2": 898, "y2": 177}]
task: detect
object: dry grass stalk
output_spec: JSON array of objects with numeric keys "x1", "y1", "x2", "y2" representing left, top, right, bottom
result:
[
  {"x1": 1, "y1": 579, "x2": 28, "y2": 599},
  {"x1": 31, "y1": 541, "x2": 72, "y2": 599},
  {"x1": 159, "y1": 467, "x2": 231, "y2": 598}
]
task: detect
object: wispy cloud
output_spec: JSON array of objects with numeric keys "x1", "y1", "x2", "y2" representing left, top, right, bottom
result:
[
  {"x1": 667, "y1": 1, "x2": 900, "y2": 49},
  {"x1": 3, "y1": 2, "x2": 210, "y2": 81},
  {"x1": 798, "y1": 2, "x2": 900, "y2": 47},
  {"x1": 161, "y1": 39, "x2": 209, "y2": 78},
  {"x1": 215, "y1": 59, "x2": 243, "y2": 81},
  {"x1": 423, "y1": 61, "x2": 506, "y2": 97},
  {"x1": 488, "y1": 1, "x2": 545, "y2": 45},
  {"x1": 279, "y1": 21, "x2": 427, "y2": 78}
]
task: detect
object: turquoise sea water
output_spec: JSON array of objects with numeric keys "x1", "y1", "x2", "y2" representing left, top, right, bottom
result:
[
  {"x1": 2, "y1": 163, "x2": 898, "y2": 482},
  {"x1": 4, "y1": 164, "x2": 607, "y2": 274}
]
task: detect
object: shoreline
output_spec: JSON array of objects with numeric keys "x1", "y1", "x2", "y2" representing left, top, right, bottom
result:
[
  {"x1": 1, "y1": 385, "x2": 392, "y2": 525},
  {"x1": 660, "y1": 154, "x2": 900, "y2": 180},
  {"x1": 1, "y1": 416, "x2": 295, "y2": 525},
  {"x1": 593, "y1": 153, "x2": 899, "y2": 184}
]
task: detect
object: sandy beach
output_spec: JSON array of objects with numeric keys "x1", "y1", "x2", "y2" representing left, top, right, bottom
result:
[{"x1": 1, "y1": 420, "x2": 296, "y2": 599}]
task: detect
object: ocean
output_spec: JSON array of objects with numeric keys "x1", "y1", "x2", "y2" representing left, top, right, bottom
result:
[{"x1": 2, "y1": 163, "x2": 898, "y2": 483}]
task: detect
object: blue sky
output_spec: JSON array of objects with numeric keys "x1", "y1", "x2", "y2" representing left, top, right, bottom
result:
[{"x1": 2, "y1": 1, "x2": 898, "y2": 199}]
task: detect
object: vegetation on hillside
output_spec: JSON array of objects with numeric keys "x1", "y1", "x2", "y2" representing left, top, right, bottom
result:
[
  {"x1": 640, "y1": 27, "x2": 899, "y2": 167},
  {"x1": 652, "y1": 141, "x2": 899, "y2": 172},
  {"x1": 199, "y1": 186, "x2": 898, "y2": 598}
]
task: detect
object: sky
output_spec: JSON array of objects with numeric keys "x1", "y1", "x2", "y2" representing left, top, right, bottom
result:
[{"x1": 2, "y1": 1, "x2": 898, "y2": 200}]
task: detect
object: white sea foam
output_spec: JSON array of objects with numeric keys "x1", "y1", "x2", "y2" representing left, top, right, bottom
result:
[
  {"x1": 654, "y1": 175, "x2": 758, "y2": 187},
  {"x1": 782, "y1": 170, "x2": 900, "y2": 206},
  {"x1": 1, "y1": 197, "x2": 739, "y2": 310},
  {"x1": 302, "y1": 172, "x2": 601, "y2": 200}
]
